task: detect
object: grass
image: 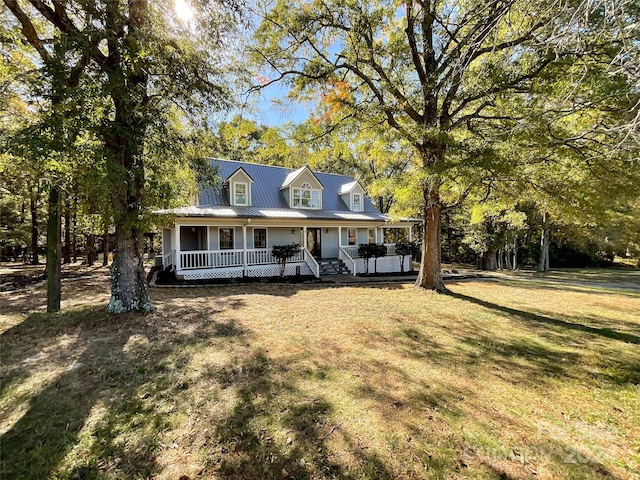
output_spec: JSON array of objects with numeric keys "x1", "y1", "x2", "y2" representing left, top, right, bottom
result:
[{"x1": 1, "y1": 266, "x2": 639, "y2": 479}]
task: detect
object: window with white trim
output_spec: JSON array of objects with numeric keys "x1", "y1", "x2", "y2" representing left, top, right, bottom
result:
[
  {"x1": 219, "y1": 228, "x2": 234, "y2": 250},
  {"x1": 352, "y1": 192, "x2": 362, "y2": 212},
  {"x1": 368, "y1": 228, "x2": 375, "y2": 244},
  {"x1": 348, "y1": 228, "x2": 356, "y2": 246},
  {"x1": 253, "y1": 228, "x2": 267, "y2": 249},
  {"x1": 292, "y1": 182, "x2": 320, "y2": 209},
  {"x1": 233, "y1": 182, "x2": 248, "y2": 206}
]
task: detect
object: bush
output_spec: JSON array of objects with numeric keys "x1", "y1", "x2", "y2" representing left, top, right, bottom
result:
[
  {"x1": 272, "y1": 243, "x2": 301, "y2": 277},
  {"x1": 358, "y1": 243, "x2": 388, "y2": 274},
  {"x1": 395, "y1": 242, "x2": 419, "y2": 273}
]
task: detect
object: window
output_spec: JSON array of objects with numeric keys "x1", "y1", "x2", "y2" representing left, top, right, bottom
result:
[
  {"x1": 180, "y1": 226, "x2": 207, "y2": 251},
  {"x1": 292, "y1": 182, "x2": 320, "y2": 209},
  {"x1": 348, "y1": 228, "x2": 356, "y2": 246},
  {"x1": 219, "y1": 228, "x2": 234, "y2": 250},
  {"x1": 253, "y1": 228, "x2": 267, "y2": 249},
  {"x1": 233, "y1": 182, "x2": 248, "y2": 206},
  {"x1": 352, "y1": 193, "x2": 362, "y2": 212},
  {"x1": 368, "y1": 228, "x2": 375, "y2": 244}
]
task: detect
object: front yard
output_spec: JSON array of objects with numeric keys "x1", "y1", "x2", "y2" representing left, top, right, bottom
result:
[{"x1": 1, "y1": 265, "x2": 639, "y2": 479}]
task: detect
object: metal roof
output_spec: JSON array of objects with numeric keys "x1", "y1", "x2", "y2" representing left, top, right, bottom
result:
[
  {"x1": 199, "y1": 159, "x2": 380, "y2": 213},
  {"x1": 154, "y1": 205, "x2": 392, "y2": 222},
  {"x1": 155, "y1": 159, "x2": 421, "y2": 223}
]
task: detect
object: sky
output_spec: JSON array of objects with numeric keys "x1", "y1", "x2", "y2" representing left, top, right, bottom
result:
[{"x1": 174, "y1": 0, "x2": 311, "y2": 128}]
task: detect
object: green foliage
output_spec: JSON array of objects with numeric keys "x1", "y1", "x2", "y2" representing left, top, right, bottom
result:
[
  {"x1": 357, "y1": 243, "x2": 387, "y2": 274},
  {"x1": 271, "y1": 243, "x2": 301, "y2": 277}
]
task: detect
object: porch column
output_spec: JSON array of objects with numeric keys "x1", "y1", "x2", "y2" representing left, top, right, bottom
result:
[
  {"x1": 408, "y1": 226, "x2": 413, "y2": 242},
  {"x1": 338, "y1": 226, "x2": 342, "y2": 248},
  {"x1": 242, "y1": 225, "x2": 247, "y2": 276},
  {"x1": 303, "y1": 226, "x2": 307, "y2": 250},
  {"x1": 174, "y1": 224, "x2": 181, "y2": 271}
]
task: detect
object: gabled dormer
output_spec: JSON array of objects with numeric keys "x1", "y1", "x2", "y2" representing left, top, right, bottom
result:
[
  {"x1": 280, "y1": 166, "x2": 324, "y2": 209},
  {"x1": 339, "y1": 180, "x2": 366, "y2": 212},
  {"x1": 224, "y1": 167, "x2": 254, "y2": 206}
]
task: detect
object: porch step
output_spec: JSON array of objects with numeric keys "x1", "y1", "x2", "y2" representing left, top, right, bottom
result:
[{"x1": 318, "y1": 258, "x2": 351, "y2": 277}]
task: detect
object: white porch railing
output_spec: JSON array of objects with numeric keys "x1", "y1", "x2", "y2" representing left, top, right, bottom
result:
[
  {"x1": 339, "y1": 247, "x2": 358, "y2": 275},
  {"x1": 178, "y1": 248, "x2": 305, "y2": 271},
  {"x1": 340, "y1": 244, "x2": 397, "y2": 258},
  {"x1": 180, "y1": 249, "x2": 243, "y2": 270},
  {"x1": 246, "y1": 248, "x2": 303, "y2": 265},
  {"x1": 162, "y1": 249, "x2": 176, "y2": 269},
  {"x1": 303, "y1": 249, "x2": 320, "y2": 278},
  {"x1": 342, "y1": 245, "x2": 358, "y2": 258}
]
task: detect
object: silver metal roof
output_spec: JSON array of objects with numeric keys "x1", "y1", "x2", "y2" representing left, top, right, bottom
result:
[
  {"x1": 154, "y1": 205, "x2": 393, "y2": 222},
  {"x1": 200, "y1": 159, "x2": 381, "y2": 212},
  {"x1": 157, "y1": 159, "x2": 421, "y2": 223}
]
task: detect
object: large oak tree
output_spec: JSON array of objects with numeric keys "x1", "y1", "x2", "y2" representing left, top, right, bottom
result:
[
  {"x1": 3, "y1": 0, "x2": 239, "y2": 311},
  {"x1": 252, "y1": 0, "x2": 607, "y2": 291}
]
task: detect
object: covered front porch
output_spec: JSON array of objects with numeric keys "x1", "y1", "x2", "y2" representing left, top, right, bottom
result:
[{"x1": 161, "y1": 219, "x2": 416, "y2": 280}]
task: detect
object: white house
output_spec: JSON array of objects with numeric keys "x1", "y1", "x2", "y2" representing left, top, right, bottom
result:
[{"x1": 156, "y1": 159, "x2": 419, "y2": 280}]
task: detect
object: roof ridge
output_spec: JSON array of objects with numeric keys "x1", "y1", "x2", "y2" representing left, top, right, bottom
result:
[{"x1": 208, "y1": 157, "x2": 357, "y2": 179}]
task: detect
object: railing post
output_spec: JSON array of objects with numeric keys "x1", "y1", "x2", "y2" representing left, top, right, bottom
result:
[
  {"x1": 174, "y1": 226, "x2": 181, "y2": 271},
  {"x1": 242, "y1": 225, "x2": 247, "y2": 276}
]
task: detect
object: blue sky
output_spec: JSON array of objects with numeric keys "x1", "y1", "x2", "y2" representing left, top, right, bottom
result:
[{"x1": 248, "y1": 82, "x2": 311, "y2": 127}]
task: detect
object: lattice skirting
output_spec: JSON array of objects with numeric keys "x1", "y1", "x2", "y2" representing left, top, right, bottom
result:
[
  {"x1": 246, "y1": 262, "x2": 312, "y2": 277},
  {"x1": 181, "y1": 266, "x2": 244, "y2": 280},
  {"x1": 178, "y1": 262, "x2": 313, "y2": 280}
]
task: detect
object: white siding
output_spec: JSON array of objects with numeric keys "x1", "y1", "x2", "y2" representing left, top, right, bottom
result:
[
  {"x1": 357, "y1": 228, "x2": 369, "y2": 245},
  {"x1": 322, "y1": 228, "x2": 339, "y2": 258},
  {"x1": 208, "y1": 226, "x2": 217, "y2": 250},
  {"x1": 267, "y1": 227, "x2": 298, "y2": 248},
  {"x1": 162, "y1": 228, "x2": 172, "y2": 254}
]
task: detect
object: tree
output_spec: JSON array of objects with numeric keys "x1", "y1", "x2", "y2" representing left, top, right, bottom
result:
[
  {"x1": 272, "y1": 243, "x2": 301, "y2": 277},
  {"x1": 252, "y1": 0, "x2": 589, "y2": 292},
  {"x1": 3, "y1": 0, "x2": 239, "y2": 312}
]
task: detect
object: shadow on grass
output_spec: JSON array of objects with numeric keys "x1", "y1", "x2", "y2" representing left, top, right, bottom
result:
[
  {"x1": 206, "y1": 351, "x2": 394, "y2": 480},
  {"x1": 447, "y1": 291, "x2": 640, "y2": 346},
  {"x1": 0, "y1": 302, "x2": 247, "y2": 479}
]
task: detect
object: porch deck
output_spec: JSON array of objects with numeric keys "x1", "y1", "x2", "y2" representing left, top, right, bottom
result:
[{"x1": 162, "y1": 244, "x2": 410, "y2": 279}]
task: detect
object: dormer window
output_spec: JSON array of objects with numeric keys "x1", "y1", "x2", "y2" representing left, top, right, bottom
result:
[
  {"x1": 225, "y1": 167, "x2": 253, "y2": 207},
  {"x1": 293, "y1": 182, "x2": 320, "y2": 209},
  {"x1": 352, "y1": 193, "x2": 362, "y2": 212},
  {"x1": 234, "y1": 182, "x2": 248, "y2": 206}
]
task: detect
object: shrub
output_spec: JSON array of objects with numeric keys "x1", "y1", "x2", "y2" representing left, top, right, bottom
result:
[
  {"x1": 272, "y1": 243, "x2": 301, "y2": 277},
  {"x1": 395, "y1": 242, "x2": 419, "y2": 273}
]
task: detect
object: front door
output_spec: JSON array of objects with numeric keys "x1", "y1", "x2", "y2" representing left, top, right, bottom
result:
[{"x1": 306, "y1": 228, "x2": 321, "y2": 258}]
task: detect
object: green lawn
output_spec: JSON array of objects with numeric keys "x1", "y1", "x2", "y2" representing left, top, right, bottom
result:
[{"x1": 1, "y1": 267, "x2": 639, "y2": 479}]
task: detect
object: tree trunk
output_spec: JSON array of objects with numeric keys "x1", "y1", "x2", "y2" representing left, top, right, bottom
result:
[
  {"x1": 415, "y1": 185, "x2": 445, "y2": 291},
  {"x1": 513, "y1": 236, "x2": 518, "y2": 270},
  {"x1": 87, "y1": 234, "x2": 96, "y2": 265},
  {"x1": 102, "y1": 228, "x2": 109, "y2": 266},
  {"x1": 497, "y1": 248, "x2": 503, "y2": 270},
  {"x1": 107, "y1": 225, "x2": 153, "y2": 313},
  {"x1": 72, "y1": 193, "x2": 78, "y2": 263},
  {"x1": 97, "y1": 0, "x2": 154, "y2": 313},
  {"x1": 46, "y1": 184, "x2": 62, "y2": 312},
  {"x1": 478, "y1": 250, "x2": 498, "y2": 270},
  {"x1": 30, "y1": 189, "x2": 39, "y2": 265},
  {"x1": 538, "y1": 212, "x2": 550, "y2": 272},
  {"x1": 63, "y1": 203, "x2": 71, "y2": 264},
  {"x1": 505, "y1": 244, "x2": 513, "y2": 270}
]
